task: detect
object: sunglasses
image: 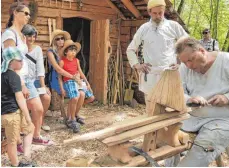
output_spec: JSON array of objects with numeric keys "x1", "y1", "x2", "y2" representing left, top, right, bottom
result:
[
  {"x1": 202, "y1": 32, "x2": 209, "y2": 35},
  {"x1": 18, "y1": 11, "x2": 31, "y2": 17},
  {"x1": 55, "y1": 37, "x2": 65, "y2": 41}
]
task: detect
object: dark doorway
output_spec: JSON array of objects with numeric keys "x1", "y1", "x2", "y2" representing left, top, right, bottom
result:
[{"x1": 63, "y1": 18, "x2": 91, "y2": 76}]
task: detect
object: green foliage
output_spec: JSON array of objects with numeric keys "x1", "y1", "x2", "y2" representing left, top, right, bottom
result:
[{"x1": 171, "y1": 0, "x2": 229, "y2": 51}]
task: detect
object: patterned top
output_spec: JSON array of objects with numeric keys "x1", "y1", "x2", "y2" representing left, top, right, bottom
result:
[{"x1": 199, "y1": 38, "x2": 219, "y2": 52}]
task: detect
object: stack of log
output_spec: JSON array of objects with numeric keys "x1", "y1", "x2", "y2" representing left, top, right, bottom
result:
[
  {"x1": 107, "y1": 19, "x2": 125, "y2": 105},
  {"x1": 64, "y1": 70, "x2": 191, "y2": 167}
]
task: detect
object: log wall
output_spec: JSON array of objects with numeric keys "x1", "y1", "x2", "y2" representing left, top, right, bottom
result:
[
  {"x1": 1, "y1": 0, "x2": 119, "y2": 56},
  {"x1": 120, "y1": 19, "x2": 149, "y2": 81}
]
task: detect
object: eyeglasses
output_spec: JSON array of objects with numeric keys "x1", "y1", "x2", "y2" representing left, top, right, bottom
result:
[
  {"x1": 202, "y1": 32, "x2": 209, "y2": 35},
  {"x1": 55, "y1": 37, "x2": 65, "y2": 41},
  {"x1": 18, "y1": 11, "x2": 31, "y2": 17}
]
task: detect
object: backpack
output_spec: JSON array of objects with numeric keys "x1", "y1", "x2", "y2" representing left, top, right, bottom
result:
[
  {"x1": 44, "y1": 48, "x2": 58, "y2": 88},
  {"x1": 212, "y1": 39, "x2": 216, "y2": 51},
  {"x1": 1, "y1": 29, "x2": 18, "y2": 64}
]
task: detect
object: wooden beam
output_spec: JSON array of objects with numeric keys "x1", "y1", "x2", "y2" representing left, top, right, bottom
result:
[
  {"x1": 121, "y1": 0, "x2": 142, "y2": 18},
  {"x1": 104, "y1": 0, "x2": 126, "y2": 20}
]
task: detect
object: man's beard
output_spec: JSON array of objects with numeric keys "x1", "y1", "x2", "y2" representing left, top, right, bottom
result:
[{"x1": 154, "y1": 18, "x2": 162, "y2": 24}]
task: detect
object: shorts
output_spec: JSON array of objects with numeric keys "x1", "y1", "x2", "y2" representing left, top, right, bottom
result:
[
  {"x1": 25, "y1": 81, "x2": 39, "y2": 100},
  {"x1": 81, "y1": 88, "x2": 94, "y2": 99},
  {"x1": 64, "y1": 80, "x2": 79, "y2": 99},
  {"x1": 1, "y1": 109, "x2": 33, "y2": 145},
  {"x1": 34, "y1": 80, "x2": 40, "y2": 88}
]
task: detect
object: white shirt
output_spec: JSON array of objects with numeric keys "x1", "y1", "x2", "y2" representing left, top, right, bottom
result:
[
  {"x1": 126, "y1": 19, "x2": 188, "y2": 93},
  {"x1": 179, "y1": 52, "x2": 229, "y2": 132},
  {"x1": 25, "y1": 45, "x2": 45, "y2": 82},
  {"x1": 1, "y1": 29, "x2": 29, "y2": 80}
]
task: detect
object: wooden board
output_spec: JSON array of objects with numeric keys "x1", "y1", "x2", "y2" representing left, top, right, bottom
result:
[
  {"x1": 63, "y1": 112, "x2": 183, "y2": 144},
  {"x1": 102, "y1": 114, "x2": 189, "y2": 146}
]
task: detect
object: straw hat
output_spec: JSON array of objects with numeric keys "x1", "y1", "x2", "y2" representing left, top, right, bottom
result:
[
  {"x1": 147, "y1": 0, "x2": 166, "y2": 9},
  {"x1": 50, "y1": 29, "x2": 71, "y2": 45},
  {"x1": 60, "y1": 40, "x2": 81, "y2": 56}
]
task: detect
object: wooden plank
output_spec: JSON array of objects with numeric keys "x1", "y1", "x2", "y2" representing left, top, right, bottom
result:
[
  {"x1": 36, "y1": 0, "x2": 110, "y2": 7},
  {"x1": 125, "y1": 145, "x2": 188, "y2": 167},
  {"x1": 37, "y1": 0, "x2": 115, "y2": 15},
  {"x1": 121, "y1": 0, "x2": 142, "y2": 18},
  {"x1": 121, "y1": 19, "x2": 148, "y2": 27},
  {"x1": 102, "y1": 114, "x2": 189, "y2": 146},
  {"x1": 37, "y1": 2, "x2": 117, "y2": 15},
  {"x1": 133, "y1": 1, "x2": 146, "y2": 6},
  {"x1": 37, "y1": 7, "x2": 116, "y2": 20},
  {"x1": 121, "y1": 27, "x2": 131, "y2": 34},
  {"x1": 63, "y1": 112, "x2": 183, "y2": 144}
]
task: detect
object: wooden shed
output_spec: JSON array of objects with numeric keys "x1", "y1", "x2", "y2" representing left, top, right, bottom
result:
[{"x1": 1, "y1": 0, "x2": 188, "y2": 104}]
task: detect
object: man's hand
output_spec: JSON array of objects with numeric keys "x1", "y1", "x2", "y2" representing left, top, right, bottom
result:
[
  {"x1": 208, "y1": 95, "x2": 229, "y2": 106},
  {"x1": 133, "y1": 63, "x2": 152, "y2": 73},
  {"x1": 187, "y1": 96, "x2": 209, "y2": 106},
  {"x1": 22, "y1": 85, "x2": 30, "y2": 99}
]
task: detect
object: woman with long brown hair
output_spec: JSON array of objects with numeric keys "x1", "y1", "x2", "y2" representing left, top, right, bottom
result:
[{"x1": 1, "y1": 2, "x2": 36, "y2": 166}]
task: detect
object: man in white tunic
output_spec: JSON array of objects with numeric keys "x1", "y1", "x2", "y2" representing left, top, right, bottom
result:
[
  {"x1": 169, "y1": 37, "x2": 229, "y2": 166},
  {"x1": 126, "y1": 0, "x2": 188, "y2": 95}
]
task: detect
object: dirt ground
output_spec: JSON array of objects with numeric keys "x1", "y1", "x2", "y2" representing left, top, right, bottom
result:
[{"x1": 1, "y1": 103, "x2": 229, "y2": 167}]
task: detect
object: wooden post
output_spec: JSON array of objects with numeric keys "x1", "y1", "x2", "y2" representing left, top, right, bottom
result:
[{"x1": 56, "y1": 16, "x2": 63, "y2": 29}]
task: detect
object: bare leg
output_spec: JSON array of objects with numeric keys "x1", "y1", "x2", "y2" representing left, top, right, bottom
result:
[
  {"x1": 27, "y1": 97, "x2": 43, "y2": 138},
  {"x1": 84, "y1": 96, "x2": 95, "y2": 105},
  {"x1": 69, "y1": 97, "x2": 79, "y2": 120},
  {"x1": 7, "y1": 143, "x2": 19, "y2": 166},
  {"x1": 39, "y1": 93, "x2": 51, "y2": 125},
  {"x1": 75, "y1": 91, "x2": 85, "y2": 117},
  {"x1": 23, "y1": 129, "x2": 34, "y2": 159}
]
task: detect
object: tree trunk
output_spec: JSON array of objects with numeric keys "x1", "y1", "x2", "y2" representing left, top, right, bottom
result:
[
  {"x1": 213, "y1": 0, "x2": 220, "y2": 39},
  {"x1": 222, "y1": 26, "x2": 229, "y2": 51},
  {"x1": 177, "y1": 0, "x2": 185, "y2": 15},
  {"x1": 209, "y1": 0, "x2": 214, "y2": 29},
  {"x1": 186, "y1": 0, "x2": 194, "y2": 28}
]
